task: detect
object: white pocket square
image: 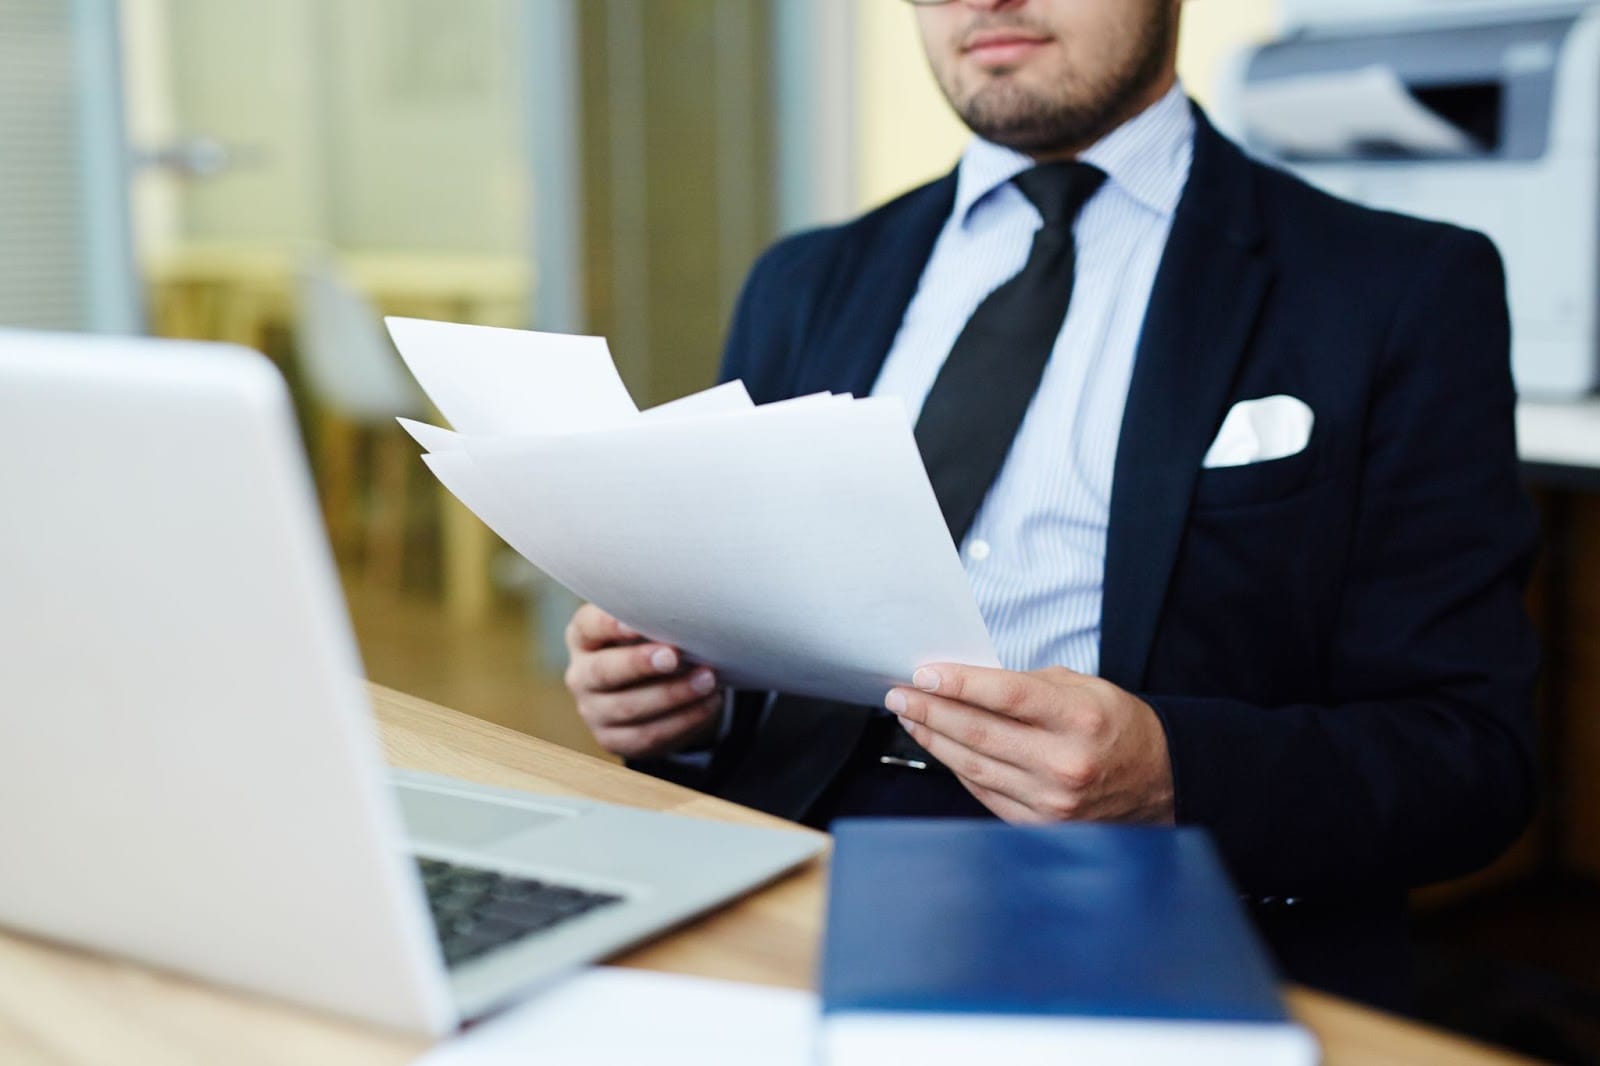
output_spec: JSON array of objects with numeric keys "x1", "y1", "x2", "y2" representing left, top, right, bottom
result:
[{"x1": 1202, "y1": 394, "x2": 1314, "y2": 469}]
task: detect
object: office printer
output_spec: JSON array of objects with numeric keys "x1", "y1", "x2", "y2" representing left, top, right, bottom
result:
[{"x1": 1217, "y1": 1, "x2": 1600, "y2": 396}]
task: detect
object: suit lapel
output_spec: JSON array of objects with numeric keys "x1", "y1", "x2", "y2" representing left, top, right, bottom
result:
[
  {"x1": 796, "y1": 174, "x2": 958, "y2": 397},
  {"x1": 1099, "y1": 112, "x2": 1275, "y2": 690}
]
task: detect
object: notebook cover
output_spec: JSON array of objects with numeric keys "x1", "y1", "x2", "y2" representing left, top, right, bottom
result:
[{"x1": 821, "y1": 821, "x2": 1288, "y2": 1023}]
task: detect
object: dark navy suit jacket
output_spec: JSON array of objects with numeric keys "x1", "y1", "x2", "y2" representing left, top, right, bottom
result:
[{"x1": 645, "y1": 109, "x2": 1538, "y2": 998}]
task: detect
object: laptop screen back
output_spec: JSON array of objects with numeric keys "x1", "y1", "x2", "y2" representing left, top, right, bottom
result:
[{"x1": 0, "y1": 331, "x2": 455, "y2": 1035}]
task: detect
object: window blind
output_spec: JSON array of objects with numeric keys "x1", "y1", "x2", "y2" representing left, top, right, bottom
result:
[{"x1": 0, "y1": 0, "x2": 137, "y2": 332}]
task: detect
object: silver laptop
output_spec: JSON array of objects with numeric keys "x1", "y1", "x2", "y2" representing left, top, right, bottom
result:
[{"x1": 0, "y1": 330, "x2": 821, "y2": 1035}]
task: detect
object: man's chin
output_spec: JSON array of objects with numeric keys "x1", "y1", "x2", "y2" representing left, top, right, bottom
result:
[{"x1": 958, "y1": 88, "x2": 1084, "y2": 150}]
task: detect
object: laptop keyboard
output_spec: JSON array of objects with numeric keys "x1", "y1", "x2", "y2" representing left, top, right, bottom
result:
[{"x1": 417, "y1": 857, "x2": 624, "y2": 968}]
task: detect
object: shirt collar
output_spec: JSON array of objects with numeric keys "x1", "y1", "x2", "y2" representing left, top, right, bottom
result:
[{"x1": 951, "y1": 82, "x2": 1196, "y2": 228}]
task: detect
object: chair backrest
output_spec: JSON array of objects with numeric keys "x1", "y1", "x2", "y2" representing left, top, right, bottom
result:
[{"x1": 293, "y1": 254, "x2": 427, "y2": 422}]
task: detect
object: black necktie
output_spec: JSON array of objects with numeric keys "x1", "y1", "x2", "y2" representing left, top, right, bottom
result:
[{"x1": 914, "y1": 162, "x2": 1106, "y2": 545}]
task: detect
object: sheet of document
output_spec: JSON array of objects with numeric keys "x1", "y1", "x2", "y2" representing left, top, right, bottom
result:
[
  {"x1": 1240, "y1": 65, "x2": 1474, "y2": 157},
  {"x1": 393, "y1": 317, "x2": 999, "y2": 705},
  {"x1": 387, "y1": 317, "x2": 639, "y2": 435},
  {"x1": 415, "y1": 967, "x2": 817, "y2": 1066},
  {"x1": 638, "y1": 380, "x2": 753, "y2": 422},
  {"x1": 397, "y1": 388, "x2": 839, "y2": 456},
  {"x1": 424, "y1": 396, "x2": 998, "y2": 705},
  {"x1": 398, "y1": 381, "x2": 758, "y2": 451},
  {"x1": 397, "y1": 417, "x2": 465, "y2": 453}
]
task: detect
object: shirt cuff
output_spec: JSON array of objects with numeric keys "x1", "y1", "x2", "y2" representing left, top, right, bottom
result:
[{"x1": 661, "y1": 687, "x2": 738, "y2": 768}]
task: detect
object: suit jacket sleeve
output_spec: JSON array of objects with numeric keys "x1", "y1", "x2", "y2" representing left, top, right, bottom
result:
[
  {"x1": 715, "y1": 241, "x2": 805, "y2": 400},
  {"x1": 1146, "y1": 230, "x2": 1540, "y2": 896}
]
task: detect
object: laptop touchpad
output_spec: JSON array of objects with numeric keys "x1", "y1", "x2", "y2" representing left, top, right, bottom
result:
[{"x1": 395, "y1": 786, "x2": 569, "y2": 848}]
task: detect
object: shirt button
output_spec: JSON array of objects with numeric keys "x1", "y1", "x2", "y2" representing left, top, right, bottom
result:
[{"x1": 968, "y1": 539, "x2": 992, "y2": 562}]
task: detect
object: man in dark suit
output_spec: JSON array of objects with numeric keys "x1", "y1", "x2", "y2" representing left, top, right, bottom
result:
[{"x1": 562, "y1": 0, "x2": 1537, "y2": 1008}]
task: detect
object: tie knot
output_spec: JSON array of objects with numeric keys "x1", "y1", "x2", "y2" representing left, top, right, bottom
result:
[{"x1": 1012, "y1": 162, "x2": 1106, "y2": 231}]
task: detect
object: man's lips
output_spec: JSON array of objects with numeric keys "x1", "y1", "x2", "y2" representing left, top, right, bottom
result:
[{"x1": 962, "y1": 30, "x2": 1054, "y2": 66}]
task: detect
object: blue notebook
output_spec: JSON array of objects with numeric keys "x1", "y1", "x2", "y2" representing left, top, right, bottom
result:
[{"x1": 819, "y1": 821, "x2": 1317, "y2": 1066}]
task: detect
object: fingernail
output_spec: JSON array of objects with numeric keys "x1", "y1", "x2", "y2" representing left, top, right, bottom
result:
[
  {"x1": 616, "y1": 621, "x2": 638, "y2": 638},
  {"x1": 690, "y1": 668, "x2": 716, "y2": 695},
  {"x1": 650, "y1": 647, "x2": 677, "y2": 673},
  {"x1": 884, "y1": 689, "x2": 907, "y2": 714},
  {"x1": 913, "y1": 668, "x2": 940, "y2": 692}
]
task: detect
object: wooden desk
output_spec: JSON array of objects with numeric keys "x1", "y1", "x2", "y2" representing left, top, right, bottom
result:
[{"x1": 0, "y1": 686, "x2": 1532, "y2": 1065}]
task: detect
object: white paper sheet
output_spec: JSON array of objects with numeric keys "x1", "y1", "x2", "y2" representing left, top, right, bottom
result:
[
  {"x1": 638, "y1": 380, "x2": 754, "y2": 422},
  {"x1": 1241, "y1": 65, "x2": 1474, "y2": 158},
  {"x1": 422, "y1": 451, "x2": 531, "y2": 550},
  {"x1": 397, "y1": 416, "x2": 465, "y2": 453},
  {"x1": 401, "y1": 383, "x2": 758, "y2": 452},
  {"x1": 386, "y1": 317, "x2": 639, "y2": 435},
  {"x1": 392, "y1": 318, "x2": 999, "y2": 705},
  {"x1": 416, "y1": 967, "x2": 817, "y2": 1066},
  {"x1": 425, "y1": 396, "x2": 997, "y2": 705}
]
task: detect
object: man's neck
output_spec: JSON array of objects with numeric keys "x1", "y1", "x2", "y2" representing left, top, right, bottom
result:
[{"x1": 1027, "y1": 71, "x2": 1179, "y2": 163}]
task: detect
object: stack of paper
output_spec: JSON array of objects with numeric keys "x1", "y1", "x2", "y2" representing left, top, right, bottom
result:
[
  {"x1": 415, "y1": 967, "x2": 818, "y2": 1066},
  {"x1": 386, "y1": 317, "x2": 998, "y2": 706}
]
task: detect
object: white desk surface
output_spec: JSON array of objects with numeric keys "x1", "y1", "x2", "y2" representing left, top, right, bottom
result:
[{"x1": 1517, "y1": 400, "x2": 1600, "y2": 471}]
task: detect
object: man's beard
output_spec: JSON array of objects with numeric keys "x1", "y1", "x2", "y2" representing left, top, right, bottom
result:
[{"x1": 951, "y1": 12, "x2": 1176, "y2": 155}]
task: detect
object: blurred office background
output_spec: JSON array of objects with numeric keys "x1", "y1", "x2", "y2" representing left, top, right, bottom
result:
[
  {"x1": 4, "y1": 0, "x2": 1600, "y2": 1059},
  {"x1": 0, "y1": 0, "x2": 1273, "y2": 746}
]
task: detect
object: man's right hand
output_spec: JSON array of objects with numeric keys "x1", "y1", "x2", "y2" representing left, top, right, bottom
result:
[{"x1": 564, "y1": 603, "x2": 722, "y2": 760}]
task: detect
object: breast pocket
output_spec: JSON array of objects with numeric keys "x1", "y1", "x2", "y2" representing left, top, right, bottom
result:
[{"x1": 1191, "y1": 442, "x2": 1322, "y2": 511}]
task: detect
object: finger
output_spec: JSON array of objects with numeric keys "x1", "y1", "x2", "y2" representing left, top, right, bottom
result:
[
  {"x1": 910, "y1": 663, "x2": 1086, "y2": 724},
  {"x1": 958, "y1": 777, "x2": 1050, "y2": 825},
  {"x1": 583, "y1": 667, "x2": 720, "y2": 729},
  {"x1": 567, "y1": 641, "x2": 688, "y2": 695},
  {"x1": 886, "y1": 687, "x2": 1037, "y2": 771},
  {"x1": 594, "y1": 695, "x2": 720, "y2": 760},
  {"x1": 565, "y1": 603, "x2": 638, "y2": 654},
  {"x1": 896, "y1": 715, "x2": 1040, "y2": 811}
]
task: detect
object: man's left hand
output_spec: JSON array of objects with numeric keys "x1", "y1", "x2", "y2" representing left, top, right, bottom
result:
[{"x1": 886, "y1": 664, "x2": 1176, "y2": 825}]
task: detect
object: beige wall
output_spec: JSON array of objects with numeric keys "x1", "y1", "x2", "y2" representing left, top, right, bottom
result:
[
  {"x1": 318, "y1": 0, "x2": 528, "y2": 255},
  {"x1": 122, "y1": 0, "x2": 527, "y2": 256},
  {"x1": 157, "y1": 0, "x2": 328, "y2": 247},
  {"x1": 853, "y1": 2, "x2": 969, "y2": 214},
  {"x1": 1178, "y1": 0, "x2": 1279, "y2": 108},
  {"x1": 853, "y1": 0, "x2": 1279, "y2": 212}
]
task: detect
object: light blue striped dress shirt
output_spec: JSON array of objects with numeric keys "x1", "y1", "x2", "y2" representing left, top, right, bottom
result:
[{"x1": 872, "y1": 84, "x2": 1195, "y2": 676}]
